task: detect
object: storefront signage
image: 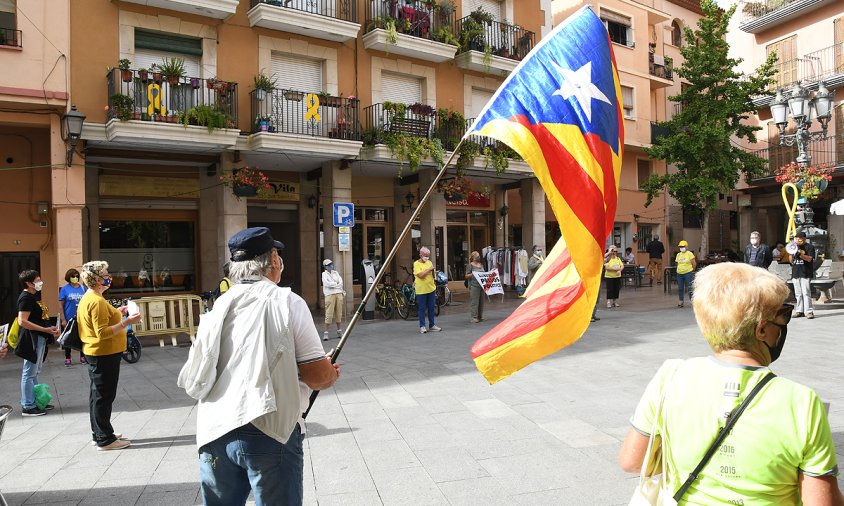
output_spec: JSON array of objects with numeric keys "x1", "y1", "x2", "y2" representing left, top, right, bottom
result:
[
  {"x1": 445, "y1": 193, "x2": 491, "y2": 208},
  {"x1": 99, "y1": 175, "x2": 199, "y2": 198},
  {"x1": 473, "y1": 270, "x2": 504, "y2": 295},
  {"x1": 251, "y1": 181, "x2": 299, "y2": 202}
]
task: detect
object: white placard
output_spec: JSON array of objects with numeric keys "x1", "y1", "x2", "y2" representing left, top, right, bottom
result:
[
  {"x1": 127, "y1": 300, "x2": 140, "y2": 316},
  {"x1": 473, "y1": 270, "x2": 504, "y2": 296},
  {"x1": 339, "y1": 233, "x2": 351, "y2": 252}
]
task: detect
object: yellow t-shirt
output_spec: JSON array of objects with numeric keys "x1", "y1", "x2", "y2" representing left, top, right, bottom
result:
[
  {"x1": 604, "y1": 257, "x2": 624, "y2": 279},
  {"x1": 632, "y1": 358, "x2": 837, "y2": 505},
  {"x1": 219, "y1": 277, "x2": 232, "y2": 294},
  {"x1": 413, "y1": 260, "x2": 436, "y2": 295},
  {"x1": 77, "y1": 290, "x2": 127, "y2": 356},
  {"x1": 675, "y1": 250, "x2": 696, "y2": 274}
]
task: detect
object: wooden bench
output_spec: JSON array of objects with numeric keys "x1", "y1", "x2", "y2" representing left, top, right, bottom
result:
[{"x1": 389, "y1": 117, "x2": 431, "y2": 138}]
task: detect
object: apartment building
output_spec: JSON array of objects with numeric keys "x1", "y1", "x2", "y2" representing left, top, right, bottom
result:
[
  {"x1": 0, "y1": 0, "x2": 76, "y2": 323},
  {"x1": 30, "y1": 0, "x2": 555, "y2": 313},
  {"x1": 730, "y1": 0, "x2": 844, "y2": 255}
]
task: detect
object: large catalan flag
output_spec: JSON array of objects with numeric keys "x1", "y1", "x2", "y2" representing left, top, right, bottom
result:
[{"x1": 468, "y1": 7, "x2": 624, "y2": 384}]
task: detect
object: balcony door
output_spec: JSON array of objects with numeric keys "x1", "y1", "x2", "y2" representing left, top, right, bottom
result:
[
  {"x1": 133, "y1": 30, "x2": 203, "y2": 118},
  {"x1": 381, "y1": 72, "x2": 425, "y2": 133},
  {"x1": 272, "y1": 52, "x2": 325, "y2": 135},
  {"x1": 463, "y1": 0, "x2": 501, "y2": 19}
]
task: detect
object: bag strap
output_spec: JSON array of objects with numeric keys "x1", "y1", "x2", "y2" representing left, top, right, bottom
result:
[{"x1": 673, "y1": 371, "x2": 776, "y2": 501}]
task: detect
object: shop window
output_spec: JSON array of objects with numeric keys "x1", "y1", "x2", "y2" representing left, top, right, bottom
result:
[
  {"x1": 601, "y1": 10, "x2": 633, "y2": 48},
  {"x1": 0, "y1": 0, "x2": 15, "y2": 31},
  {"x1": 350, "y1": 207, "x2": 389, "y2": 285},
  {"x1": 99, "y1": 220, "x2": 196, "y2": 294}
]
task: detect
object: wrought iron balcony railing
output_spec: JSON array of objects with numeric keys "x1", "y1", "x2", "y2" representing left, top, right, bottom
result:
[
  {"x1": 250, "y1": 0, "x2": 358, "y2": 23},
  {"x1": 365, "y1": 0, "x2": 455, "y2": 43},
  {"x1": 649, "y1": 53, "x2": 673, "y2": 80},
  {"x1": 0, "y1": 28, "x2": 21, "y2": 48},
  {"x1": 651, "y1": 122, "x2": 670, "y2": 144},
  {"x1": 250, "y1": 88, "x2": 360, "y2": 140},
  {"x1": 739, "y1": 0, "x2": 817, "y2": 26},
  {"x1": 363, "y1": 102, "x2": 436, "y2": 143},
  {"x1": 802, "y1": 42, "x2": 844, "y2": 84},
  {"x1": 749, "y1": 131, "x2": 844, "y2": 179},
  {"x1": 107, "y1": 68, "x2": 238, "y2": 128},
  {"x1": 456, "y1": 16, "x2": 534, "y2": 61}
]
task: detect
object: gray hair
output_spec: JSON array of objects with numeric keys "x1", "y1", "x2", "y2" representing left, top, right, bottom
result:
[
  {"x1": 419, "y1": 246, "x2": 430, "y2": 257},
  {"x1": 81, "y1": 260, "x2": 109, "y2": 288},
  {"x1": 228, "y1": 250, "x2": 280, "y2": 282}
]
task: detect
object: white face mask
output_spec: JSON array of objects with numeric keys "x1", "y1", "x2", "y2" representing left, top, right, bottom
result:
[
  {"x1": 679, "y1": 247, "x2": 687, "y2": 253},
  {"x1": 34, "y1": 281, "x2": 44, "y2": 291},
  {"x1": 750, "y1": 238, "x2": 759, "y2": 246},
  {"x1": 421, "y1": 256, "x2": 429, "y2": 262}
]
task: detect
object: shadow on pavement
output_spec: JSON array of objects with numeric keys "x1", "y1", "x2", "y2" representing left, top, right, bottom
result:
[{"x1": 1, "y1": 483, "x2": 202, "y2": 506}]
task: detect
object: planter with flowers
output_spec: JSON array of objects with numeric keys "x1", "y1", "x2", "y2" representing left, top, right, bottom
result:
[
  {"x1": 221, "y1": 166, "x2": 271, "y2": 198},
  {"x1": 437, "y1": 175, "x2": 490, "y2": 202},
  {"x1": 774, "y1": 162, "x2": 834, "y2": 200}
]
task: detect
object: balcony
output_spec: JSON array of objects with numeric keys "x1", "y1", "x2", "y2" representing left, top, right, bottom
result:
[
  {"x1": 648, "y1": 53, "x2": 673, "y2": 88},
  {"x1": 747, "y1": 132, "x2": 844, "y2": 180},
  {"x1": 119, "y1": 0, "x2": 239, "y2": 19},
  {"x1": 248, "y1": 0, "x2": 360, "y2": 43},
  {"x1": 455, "y1": 16, "x2": 534, "y2": 75},
  {"x1": 362, "y1": 0, "x2": 457, "y2": 62},
  {"x1": 739, "y1": 0, "x2": 838, "y2": 33},
  {"x1": 247, "y1": 88, "x2": 362, "y2": 158},
  {"x1": 650, "y1": 122, "x2": 670, "y2": 145},
  {"x1": 97, "y1": 68, "x2": 239, "y2": 151},
  {"x1": 753, "y1": 42, "x2": 844, "y2": 108},
  {"x1": 0, "y1": 28, "x2": 21, "y2": 48}
]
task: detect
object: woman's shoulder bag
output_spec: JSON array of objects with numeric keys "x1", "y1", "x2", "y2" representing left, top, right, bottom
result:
[{"x1": 58, "y1": 317, "x2": 83, "y2": 352}]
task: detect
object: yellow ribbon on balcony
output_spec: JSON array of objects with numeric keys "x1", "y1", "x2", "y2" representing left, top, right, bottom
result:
[
  {"x1": 782, "y1": 182, "x2": 798, "y2": 243},
  {"x1": 304, "y1": 93, "x2": 320, "y2": 123},
  {"x1": 147, "y1": 83, "x2": 166, "y2": 116}
]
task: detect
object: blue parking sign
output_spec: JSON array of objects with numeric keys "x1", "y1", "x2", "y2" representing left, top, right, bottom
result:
[{"x1": 333, "y1": 203, "x2": 354, "y2": 227}]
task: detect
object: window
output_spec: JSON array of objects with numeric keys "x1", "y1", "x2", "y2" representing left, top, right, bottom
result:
[
  {"x1": 272, "y1": 52, "x2": 324, "y2": 93},
  {"x1": 766, "y1": 36, "x2": 797, "y2": 90},
  {"x1": 463, "y1": 0, "x2": 501, "y2": 20},
  {"x1": 470, "y1": 87, "x2": 494, "y2": 119},
  {"x1": 0, "y1": 0, "x2": 15, "y2": 31},
  {"x1": 637, "y1": 224, "x2": 653, "y2": 253},
  {"x1": 682, "y1": 207, "x2": 704, "y2": 229},
  {"x1": 382, "y1": 72, "x2": 423, "y2": 105},
  {"x1": 637, "y1": 159, "x2": 652, "y2": 189},
  {"x1": 671, "y1": 20, "x2": 682, "y2": 47},
  {"x1": 134, "y1": 30, "x2": 202, "y2": 76},
  {"x1": 621, "y1": 86, "x2": 634, "y2": 119},
  {"x1": 601, "y1": 10, "x2": 633, "y2": 48}
]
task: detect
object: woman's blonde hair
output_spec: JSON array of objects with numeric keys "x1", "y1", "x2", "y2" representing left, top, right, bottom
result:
[
  {"x1": 693, "y1": 263, "x2": 788, "y2": 352},
  {"x1": 81, "y1": 260, "x2": 109, "y2": 288}
]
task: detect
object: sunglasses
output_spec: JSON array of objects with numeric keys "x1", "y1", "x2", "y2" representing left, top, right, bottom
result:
[{"x1": 776, "y1": 303, "x2": 794, "y2": 325}]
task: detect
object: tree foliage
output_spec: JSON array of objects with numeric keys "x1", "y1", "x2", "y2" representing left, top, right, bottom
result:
[{"x1": 642, "y1": 0, "x2": 777, "y2": 214}]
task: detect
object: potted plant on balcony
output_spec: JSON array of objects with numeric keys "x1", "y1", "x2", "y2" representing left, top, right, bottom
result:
[
  {"x1": 319, "y1": 91, "x2": 341, "y2": 108},
  {"x1": 109, "y1": 94, "x2": 135, "y2": 122},
  {"x1": 409, "y1": 102, "x2": 434, "y2": 116},
  {"x1": 775, "y1": 162, "x2": 834, "y2": 200},
  {"x1": 438, "y1": 175, "x2": 474, "y2": 201},
  {"x1": 253, "y1": 70, "x2": 277, "y2": 102},
  {"x1": 431, "y1": 25, "x2": 458, "y2": 46},
  {"x1": 118, "y1": 59, "x2": 133, "y2": 83},
  {"x1": 179, "y1": 105, "x2": 229, "y2": 133},
  {"x1": 190, "y1": 77, "x2": 201, "y2": 89},
  {"x1": 220, "y1": 166, "x2": 271, "y2": 198},
  {"x1": 138, "y1": 67, "x2": 149, "y2": 82},
  {"x1": 255, "y1": 114, "x2": 271, "y2": 132},
  {"x1": 159, "y1": 58, "x2": 186, "y2": 86},
  {"x1": 150, "y1": 64, "x2": 163, "y2": 84},
  {"x1": 469, "y1": 7, "x2": 495, "y2": 26},
  {"x1": 436, "y1": 0, "x2": 455, "y2": 21}
]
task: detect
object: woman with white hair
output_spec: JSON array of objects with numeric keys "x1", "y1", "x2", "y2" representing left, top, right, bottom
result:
[
  {"x1": 78, "y1": 261, "x2": 142, "y2": 450},
  {"x1": 414, "y1": 246, "x2": 440, "y2": 334},
  {"x1": 620, "y1": 263, "x2": 841, "y2": 504}
]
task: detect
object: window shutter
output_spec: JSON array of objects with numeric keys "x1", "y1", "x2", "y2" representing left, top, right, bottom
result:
[
  {"x1": 835, "y1": 18, "x2": 843, "y2": 75},
  {"x1": 836, "y1": 106, "x2": 844, "y2": 163},
  {"x1": 271, "y1": 53, "x2": 324, "y2": 93},
  {"x1": 463, "y1": 0, "x2": 501, "y2": 19},
  {"x1": 134, "y1": 48, "x2": 201, "y2": 78},
  {"x1": 600, "y1": 10, "x2": 631, "y2": 26},
  {"x1": 135, "y1": 30, "x2": 202, "y2": 56},
  {"x1": 470, "y1": 88, "x2": 494, "y2": 118},
  {"x1": 621, "y1": 86, "x2": 634, "y2": 118},
  {"x1": 381, "y1": 72, "x2": 423, "y2": 104}
]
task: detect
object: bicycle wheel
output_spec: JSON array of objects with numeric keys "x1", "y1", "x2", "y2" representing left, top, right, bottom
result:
[
  {"x1": 435, "y1": 286, "x2": 445, "y2": 307},
  {"x1": 381, "y1": 301, "x2": 394, "y2": 320},
  {"x1": 394, "y1": 293, "x2": 410, "y2": 320},
  {"x1": 444, "y1": 286, "x2": 453, "y2": 306},
  {"x1": 435, "y1": 301, "x2": 440, "y2": 316}
]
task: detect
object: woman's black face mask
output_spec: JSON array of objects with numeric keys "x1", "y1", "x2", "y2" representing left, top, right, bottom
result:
[{"x1": 765, "y1": 304, "x2": 793, "y2": 363}]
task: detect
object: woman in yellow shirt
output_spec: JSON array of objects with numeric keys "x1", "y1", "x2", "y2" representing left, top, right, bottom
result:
[
  {"x1": 78, "y1": 261, "x2": 142, "y2": 451},
  {"x1": 414, "y1": 246, "x2": 440, "y2": 334},
  {"x1": 604, "y1": 245, "x2": 624, "y2": 308},
  {"x1": 675, "y1": 240, "x2": 697, "y2": 308}
]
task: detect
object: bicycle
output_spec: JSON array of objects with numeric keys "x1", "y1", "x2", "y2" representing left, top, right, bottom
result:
[
  {"x1": 398, "y1": 265, "x2": 439, "y2": 320},
  {"x1": 434, "y1": 271, "x2": 452, "y2": 307},
  {"x1": 375, "y1": 274, "x2": 395, "y2": 320}
]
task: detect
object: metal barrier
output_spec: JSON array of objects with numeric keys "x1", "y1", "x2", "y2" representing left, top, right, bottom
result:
[{"x1": 131, "y1": 295, "x2": 202, "y2": 347}]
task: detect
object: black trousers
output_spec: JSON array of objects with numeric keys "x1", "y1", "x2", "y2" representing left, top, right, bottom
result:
[
  {"x1": 87, "y1": 353, "x2": 122, "y2": 446},
  {"x1": 605, "y1": 277, "x2": 621, "y2": 300}
]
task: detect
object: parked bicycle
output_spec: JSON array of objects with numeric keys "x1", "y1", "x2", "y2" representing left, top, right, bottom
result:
[
  {"x1": 434, "y1": 271, "x2": 452, "y2": 307},
  {"x1": 398, "y1": 265, "x2": 439, "y2": 320}
]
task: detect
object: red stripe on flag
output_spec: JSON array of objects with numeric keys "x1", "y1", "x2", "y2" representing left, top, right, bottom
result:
[
  {"x1": 471, "y1": 281, "x2": 586, "y2": 358},
  {"x1": 522, "y1": 247, "x2": 572, "y2": 298},
  {"x1": 582, "y1": 133, "x2": 618, "y2": 238},
  {"x1": 512, "y1": 115, "x2": 606, "y2": 246}
]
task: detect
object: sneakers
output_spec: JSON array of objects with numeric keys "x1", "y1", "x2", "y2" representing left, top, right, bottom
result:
[
  {"x1": 337, "y1": 329, "x2": 343, "y2": 338},
  {"x1": 80, "y1": 356, "x2": 87, "y2": 364},
  {"x1": 471, "y1": 318, "x2": 480, "y2": 323},
  {"x1": 807, "y1": 312, "x2": 815, "y2": 319},
  {"x1": 44, "y1": 404, "x2": 55, "y2": 411},
  {"x1": 607, "y1": 301, "x2": 612, "y2": 309},
  {"x1": 65, "y1": 358, "x2": 72, "y2": 367},
  {"x1": 428, "y1": 325, "x2": 442, "y2": 332},
  {"x1": 21, "y1": 407, "x2": 46, "y2": 417},
  {"x1": 590, "y1": 316, "x2": 600, "y2": 322},
  {"x1": 678, "y1": 302, "x2": 684, "y2": 308},
  {"x1": 612, "y1": 301, "x2": 620, "y2": 308},
  {"x1": 97, "y1": 439, "x2": 131, "y2": 451},
  {"x1": 420, "y1": 327, "x2": 427, "y2": 334},
  {"x1": 323, "y1": 331, "x2": 329, "y2": 341},
  {"x1": 793, "y1": 312, "x2": 804, "y2": 318}
]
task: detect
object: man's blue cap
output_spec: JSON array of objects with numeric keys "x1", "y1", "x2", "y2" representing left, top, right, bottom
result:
[{"x1": 228, "y1": 227, "x2": 284, "y2": 262}]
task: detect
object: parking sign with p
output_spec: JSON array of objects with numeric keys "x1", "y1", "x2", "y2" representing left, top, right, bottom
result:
[{"x1": 333, "y1": 203, "x2": 355, "y2": 227}]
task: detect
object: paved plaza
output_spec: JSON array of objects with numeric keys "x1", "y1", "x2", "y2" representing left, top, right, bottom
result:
[{"x1": 1, "y1": 284, "x2": 843, "y2": 505}]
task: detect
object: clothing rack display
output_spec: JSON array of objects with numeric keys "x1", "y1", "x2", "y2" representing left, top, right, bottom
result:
[{"x1": 481, "y1": 246, "x2": 529, "y2": 288}]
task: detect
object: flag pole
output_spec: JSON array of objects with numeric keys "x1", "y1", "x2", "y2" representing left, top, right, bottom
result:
[{"x1": 304, "y1": 135, "x2": 470, "y2": 418}]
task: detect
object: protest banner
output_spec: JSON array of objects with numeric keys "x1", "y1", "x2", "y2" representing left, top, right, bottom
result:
[{"x1": 473, "y1": 270, "x2": 504, "y2": 296}]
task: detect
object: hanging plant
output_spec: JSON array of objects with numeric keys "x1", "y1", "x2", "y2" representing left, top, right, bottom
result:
[
  {"x1": 437, "y1": 175, "x2": 490, "y2": 201},
  {"x1": 775, "y1": 162, "x2": 834, "y2": 200},
  {"x1": 220, "y1": 166, "x2": 271, "y2": 198},
  {"x1": 381, "y1": 131, "x2": 444, "y2": 176}
]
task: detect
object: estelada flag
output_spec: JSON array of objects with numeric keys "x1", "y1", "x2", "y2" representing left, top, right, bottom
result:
[{"x1": 468, "y1": 6, "x2": 624, "y2": 384}]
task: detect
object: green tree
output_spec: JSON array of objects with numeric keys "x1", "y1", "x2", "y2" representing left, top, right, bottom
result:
[{"x1": 642, "y1": 0, "x2": 776, "y2": 257}]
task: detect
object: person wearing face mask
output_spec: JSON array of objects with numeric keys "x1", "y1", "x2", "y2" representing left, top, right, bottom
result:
[
  {"x1": 744, "y1": 231, "x2": 773, "y2": 269},
  {"x1": 414, "y1": 246, "x2": 441, "y2": 334},
  {"x1": 59, "y1": 268, "x2": 87, "y2": 367},
  {"x1": 16, "y1": 269, "x2": 60, "y2": 416},
  {"x1": 791, "y1": 231, "x2": 816, "y2": 319},
  {"x1": 675, "y1": 240, "x2": 697, "y2": 308},
  {"x1": 620, "y1": 263, "x2": 842, "y2": 505},
  {"x1": 465, "y1": 251, "x2": 485, "y2": 323},
  {"x1": 604, "y1": 245, "x2": 624, "y2": 308},
  {"x1": 321, "y1": 258, "x2": 345, "y2": 341},
  {"x1": 527, "y1": 245, "x2": 544, "y2": 284}
]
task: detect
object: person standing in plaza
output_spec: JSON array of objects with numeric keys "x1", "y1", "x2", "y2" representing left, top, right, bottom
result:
[
  {"x1": 646, "y1": 235, "x2": 665, "y2": 285},
  {"x1": 78, "y1": 261, "x2": 141, "y2": 449},
  {"x1": 321, "y1": 258, "x2": 344, "y2": 341},
  {"x1": 58, "y1": 268, "x2": 87, "y2": 367},
  {"x1": 414, "y1": 246, "x2": 440, "y2": 334},
  {"x1": 604, "y1": 246, "x2": 624, "y2": 308},
  {"x1": 620, "y1": 263, "x2": 842, "y2": 504},
  {"x1": 17, "y1": 269, "x2": 59, "y2": 417},
  {"x1": 791, "y1": 231, "x2": 816, "y2": 319},
  {"x1": 527, "y1": 245, "x2": 544, "y2": 284},
  {"x1": 465, "y1": 251, "x2": 485, "y2": 323},
  {"x1": 178, "y1": 227, "x2": 339, "y2": 506},
  {"x1": 218, "y1": 262, "x2": 232, "y2": 296},
  {"x1": 675, "y1": 240, "x2": 696, "y2": 308},
  {"x1": 744, "y1": 231, "x2": 773, "y2": 269}
]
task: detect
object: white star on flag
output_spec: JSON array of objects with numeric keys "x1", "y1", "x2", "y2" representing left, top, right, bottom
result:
[{"x1": 551, "y1": 61, "x2": 611, "y2": 123}]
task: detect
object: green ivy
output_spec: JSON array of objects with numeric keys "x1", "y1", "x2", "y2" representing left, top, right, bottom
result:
[
  {"x1": 179, "y1": 105, "x2": 229, "y2": 133},
  {"x1": 381, "y1": 131, "x2": 444, "y2": 176}
]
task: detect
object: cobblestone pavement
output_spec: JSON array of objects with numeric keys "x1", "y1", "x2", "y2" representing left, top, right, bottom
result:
[{"x1": 1, "y1": 284, "x2": 843, "y2": 505}]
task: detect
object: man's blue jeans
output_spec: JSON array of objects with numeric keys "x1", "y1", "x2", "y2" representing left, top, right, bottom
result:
[
  {"x1": 199, "y1": 423, "x2": 304, "y2": 506},
  {"x1": 416, "y1": 291, "x2": 436, "y2": 328},
  {"x1": 677, "y1": 272, "x2": 694, "y2": 303},
  {"x1": 20, "y1": 335, "x2": 46, "y2": 409}
]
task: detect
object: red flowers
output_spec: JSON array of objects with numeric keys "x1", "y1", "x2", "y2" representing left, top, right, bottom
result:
[
  {"x1": 220, "y1": 166, "x2": 271, "y2": 193},
  {"x1": 774, "y1": 162, "x2": 834, "y2": 200}
]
